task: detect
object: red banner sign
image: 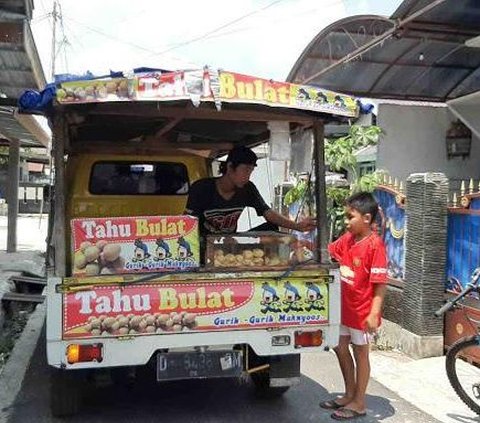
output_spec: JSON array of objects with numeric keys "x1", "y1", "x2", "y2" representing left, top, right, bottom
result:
[
  {"x1": 57, "y1": 68, "x2": 358, "y2": 118},
  {"x1": 63, "y1": 278, "x2": 329, "y2": 338},
  {"x1": 70, "y1": 216, "x2": 200, "y2": 276}
]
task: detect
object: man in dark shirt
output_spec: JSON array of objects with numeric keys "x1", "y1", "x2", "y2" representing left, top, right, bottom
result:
[{"x1": 185, "y1": 146, "x2": 316, "y2": 237}]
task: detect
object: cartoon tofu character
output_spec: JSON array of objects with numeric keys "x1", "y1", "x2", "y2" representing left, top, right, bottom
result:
[
  {"x1": 298, "y1": 88, "x2": 310, "y2": 101},
  {"x1": 304, "y1": 282, "x2": 325, "y2": 312},
  {"x1": 177, "y1": 236, "x2": 193, "y2": 259},
  {"x1": 260, "y1": 282, "x2": 281, "y2": 314},
  {"x1": 132, "y1": 238, "x2": 150, "y2": 262},
  {"x1": 283, "y1": 281, "x2": 303, "y2": 312},
  {"x1": 316, "y1": 91, "x2": 328, "y2": 104},
  {"x1": 154, "y1": 238, "x2": 171, "y2": 261},
  {"x1": 334, "y1": 95, "x2": 346, "y2": 108}
]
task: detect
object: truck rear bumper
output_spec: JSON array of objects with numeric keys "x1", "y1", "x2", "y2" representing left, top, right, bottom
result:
[
  {"x1": 46, "y1": 269, "x2": 341, "y2": 369},
  {"x1": 46, "y1": 324, "x2": 340, "y2": 369}
]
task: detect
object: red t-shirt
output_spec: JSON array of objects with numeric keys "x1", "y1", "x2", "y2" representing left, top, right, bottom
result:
[{"x1": 328, "y1": 232, "x2": 387, "y2": 330}]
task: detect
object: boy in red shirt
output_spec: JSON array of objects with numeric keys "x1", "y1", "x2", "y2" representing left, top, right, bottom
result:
[{"x1": 321, "y1": 192, "x2": 387, "y2": 420}]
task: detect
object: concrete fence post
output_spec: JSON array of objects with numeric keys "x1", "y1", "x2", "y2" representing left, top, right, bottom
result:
[{"x1": 401, "y1": 172, "x2": 448, "y2": 357}]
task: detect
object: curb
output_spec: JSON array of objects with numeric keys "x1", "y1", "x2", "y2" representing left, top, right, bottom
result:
[{"x1": 0, "y1": 300, "x2": 46, "y2": 423}]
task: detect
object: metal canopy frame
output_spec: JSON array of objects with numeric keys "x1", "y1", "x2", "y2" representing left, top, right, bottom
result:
[
  {"x1": 288, "y1": 0, "x2": 480, "y2": 103},
  {"x1": 57, "y1": 100, "x2": 345, "y2": 159}
]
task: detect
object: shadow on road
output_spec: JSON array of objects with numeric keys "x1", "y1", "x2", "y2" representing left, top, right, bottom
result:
[
  {"x1": 7, "y1": 331, "x2": 403, "y2": 423},
  {"x1": 317, "y1": 390, "x2": 395, "y2": 422}
]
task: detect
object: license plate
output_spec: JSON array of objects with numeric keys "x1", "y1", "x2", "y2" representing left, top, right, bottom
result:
[{"x1": 156, "y1": 351, "x2": 243, "y2": 381}]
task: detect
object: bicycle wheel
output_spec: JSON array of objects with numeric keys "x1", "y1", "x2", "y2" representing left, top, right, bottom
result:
[{"x1": 446, "y1": 336, "x2": 480, "y2": 415}]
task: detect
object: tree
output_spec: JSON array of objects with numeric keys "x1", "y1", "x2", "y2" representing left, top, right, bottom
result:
[
  {"x1": 284, "y1": 124, "x2": 383, "y2": 241},
  {"x1": 325, "y1": 124, "x2": 383, "y2": 239},
  {"x1": 325, "y1": 125, "x2": 382, "y2": 189}
]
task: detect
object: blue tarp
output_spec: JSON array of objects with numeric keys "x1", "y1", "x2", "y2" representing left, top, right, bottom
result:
[{"x1": 18, "y1": 83, "x2": 56, "y2": 115}]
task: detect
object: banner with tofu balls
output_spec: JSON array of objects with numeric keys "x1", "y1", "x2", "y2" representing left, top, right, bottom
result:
[
  {"x1": 62, "y1": 278, "x2": 330, "y2": 338},
  {"x1": 71, "y1": 216, "x2": 200, "y2": 276}
]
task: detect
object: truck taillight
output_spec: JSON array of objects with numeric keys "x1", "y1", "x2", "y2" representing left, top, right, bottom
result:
[
  {"x1": 294, "y1": 330, "x2": 323, "y2": 348},
  {"x1": 67, "y1": 343, "x2": 103, "y2": 364}
]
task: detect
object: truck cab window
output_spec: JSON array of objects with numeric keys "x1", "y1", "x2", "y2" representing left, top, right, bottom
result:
[{"x1": 89, "y1": 162, "x2": 189, "y2": 195}]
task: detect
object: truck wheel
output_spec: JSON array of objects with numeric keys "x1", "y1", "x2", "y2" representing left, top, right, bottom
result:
[
  {"x1": 250, "y1": 370, "x2": 290, "y2": 398},
  {"x1": 49, "y1": 368, "x2": 85, "y2": 417}
]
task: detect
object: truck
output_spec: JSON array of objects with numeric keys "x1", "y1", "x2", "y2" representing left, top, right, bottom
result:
[{"x1": 22, "y1": 67, "x2": 359, "y2": 416}]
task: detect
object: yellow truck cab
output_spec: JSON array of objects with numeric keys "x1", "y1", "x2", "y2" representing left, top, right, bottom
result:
[
  {"x1": 22, "y1": 68, "x2": 359, "y2": 417},
  {"x1": 66, "y1": 153, "x2": 208, "y2": 218}
]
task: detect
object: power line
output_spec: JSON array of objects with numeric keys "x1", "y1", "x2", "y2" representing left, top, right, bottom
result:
[
  {"x1": 187, "y1": 0, "x2": 345, "y2": 44},
  {"x1": 39, "y1": 0, "x2": 50, "y2": 16},
  {"x1": 146, "y1": 0, "x2": 286, "y2": 58},
  {"x1": 62, "y1": 20, "x2": 85, "y2": 52},
  {"x1": 62, "y1": 15, "x2": 196, "y2": 65},
  {"x1": 31, "y1": 12, "x2": 52, "y2": 24},
  {"x1": 57, "y1": 1, "x2": 69, "y2": 73},
  {"x1": 113, "y1": 8, "x2": 148, "y2": 26},
  {"x1": 63, "y1": 0, "x2": 285, "y2": 59},
  {"x1": 50, "y1": 0, "x2": 345, "y2": 75},
  {"x1": 50, "y1": 0, "x2": 57, "y2": 80},
  {"x1": 63, "y1": 15, "x2": 164, "y2": 55}
]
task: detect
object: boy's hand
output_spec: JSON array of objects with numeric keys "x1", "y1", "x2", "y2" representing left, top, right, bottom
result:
[
  {"x1": 364, "y1": 312, "x2": 380, "y2": 334},
  {"x1": 295, "y1": 217, "x2": 316, "y2": 232}
]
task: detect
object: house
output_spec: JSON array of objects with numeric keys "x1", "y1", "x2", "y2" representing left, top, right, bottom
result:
[{"x1": 0, "y1": 0, "x2": 50, "y2": 250}]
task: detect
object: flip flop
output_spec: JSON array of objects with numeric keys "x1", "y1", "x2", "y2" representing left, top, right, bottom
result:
[
  {"x1": 331, "y1": 408, "x2": 367, "y2": 420},
  {"x1": 319, "y1": 399, "x2": 344, "y2": 410}
]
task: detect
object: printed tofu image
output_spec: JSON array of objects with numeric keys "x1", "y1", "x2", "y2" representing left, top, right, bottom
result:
[
  {"x1": 73, "y1": 241, "x2": 123, "y2": 276},
  {"x1": 70, "y1": 216, "x2": 200, "y2": 275}
]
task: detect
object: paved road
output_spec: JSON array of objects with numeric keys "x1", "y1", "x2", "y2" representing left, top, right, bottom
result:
[{"x1": 5, "y1": 331, "x2": 441, "y2": 423}]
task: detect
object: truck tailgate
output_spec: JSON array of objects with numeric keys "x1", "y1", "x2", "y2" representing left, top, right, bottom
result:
[{"x1": 60, "y1": 272, "x2": 331, "y2": 339}]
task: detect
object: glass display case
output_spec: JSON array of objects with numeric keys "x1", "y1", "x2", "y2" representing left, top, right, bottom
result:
[{"x1": 205, "y1": 231, "x2": 314, "y2": 269}]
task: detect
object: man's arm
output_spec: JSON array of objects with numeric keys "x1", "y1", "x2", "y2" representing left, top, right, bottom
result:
[{"x1": 263, "y1": 209, "x2": 316, "y2": 232}]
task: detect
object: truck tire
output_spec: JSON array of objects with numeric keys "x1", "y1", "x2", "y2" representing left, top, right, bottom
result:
[
  {"x1": 49, "y1": 368, "x2": 85, "y2": 417},
  {"x1": 251, "y1": 370, "x2": 290, "y2": 398}
]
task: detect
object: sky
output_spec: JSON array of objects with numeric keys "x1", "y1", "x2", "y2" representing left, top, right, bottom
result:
[{"x1": 31, "y1": 0, "x2": 403, "y2": 83}]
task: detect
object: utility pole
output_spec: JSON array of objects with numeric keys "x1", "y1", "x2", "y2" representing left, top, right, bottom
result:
[
  {"x1": 50, "y1": 1, "x2": 57, "y2": 81},
  {"x1": 7, "y1": 138, "x2": 20, "y2": 253}
]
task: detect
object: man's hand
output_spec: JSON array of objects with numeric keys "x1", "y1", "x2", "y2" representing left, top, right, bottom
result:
[{"x1": 294, "y1": 217, "x2": 316, "y2": 232}]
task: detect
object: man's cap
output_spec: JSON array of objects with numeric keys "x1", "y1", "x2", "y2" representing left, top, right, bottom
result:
[{"x1": 226, "y1": 146, "x2": 258, "y2": 167}]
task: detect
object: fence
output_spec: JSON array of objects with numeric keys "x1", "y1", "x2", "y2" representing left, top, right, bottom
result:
[
  {"x1": 374, "y1": 176, "x2": 406, "y2": 285},
  {"x1": 447, "y1": 179, "x2": 480, "y2": 293}
]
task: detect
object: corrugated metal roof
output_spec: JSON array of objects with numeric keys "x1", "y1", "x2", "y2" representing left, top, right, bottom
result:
[
  {"x1": 0, "y1": 0, "x2": 32, "y2": 18},
  {"x1": 288, "y1": 0, "x2": 480, "y2": 102},
  {"x1": 0, "y1": 16, "x2": 45, "y2": 98},
  {"x1": 0, "y1": 106, "x2": 47, "y2": 146},
  {"x1": 0, "y1": 0, "x2": 48, "y2": 146}
]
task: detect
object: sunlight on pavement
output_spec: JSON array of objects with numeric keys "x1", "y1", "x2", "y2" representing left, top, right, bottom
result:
[{"x1": 0, "y1": 215, "x2": 48, "y2": 252}]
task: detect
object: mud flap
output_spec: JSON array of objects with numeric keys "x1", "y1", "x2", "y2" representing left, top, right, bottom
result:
[{"x1": 269, "y1": 354, "x2": 301, "y2": 387}]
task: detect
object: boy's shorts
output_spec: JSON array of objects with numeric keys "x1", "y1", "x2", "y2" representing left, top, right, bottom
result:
[{"x1": 339, "y1": 324, "x2": 373, "y2": 346}]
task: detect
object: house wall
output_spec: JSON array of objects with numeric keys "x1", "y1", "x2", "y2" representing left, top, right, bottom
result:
[{"x1": 377, "y1": 103, "x2": 480, "y2": 189}]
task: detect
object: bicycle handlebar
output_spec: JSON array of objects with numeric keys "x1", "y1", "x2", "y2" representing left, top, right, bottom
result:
[
  {"x1": 435, "y1": 267, "x2": 480, "y2": 317},
  {"x1": 434, "y1": 300, "x2": 457, "y2": 317}
]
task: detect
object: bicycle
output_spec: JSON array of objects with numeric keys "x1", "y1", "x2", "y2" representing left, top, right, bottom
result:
[{"x1": 435, "y1": 267, "x2": 480, "y2": 415}]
